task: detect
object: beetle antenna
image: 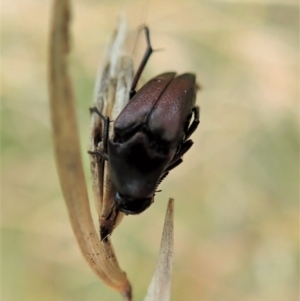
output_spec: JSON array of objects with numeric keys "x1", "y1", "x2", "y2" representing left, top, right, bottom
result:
[{"x1": 130, "y1": 26, "x2": 153, "y2": 99}]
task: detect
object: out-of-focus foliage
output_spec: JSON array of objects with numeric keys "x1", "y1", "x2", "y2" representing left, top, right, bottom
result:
[{"x1": 1, "y1": 1, "x2": 298, "y2": 301}]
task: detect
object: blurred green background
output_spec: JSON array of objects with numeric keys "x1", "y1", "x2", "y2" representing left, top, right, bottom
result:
[{"x1": 1, "y1": 0, "x2": 299, "y2": 300}]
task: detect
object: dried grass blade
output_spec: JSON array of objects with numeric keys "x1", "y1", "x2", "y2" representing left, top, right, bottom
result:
[
  {"x1": 48, "y1": 0, "x2": 131, "y2": 299},
  {"x1": 144, "y1": 199, "x2": 174, "y2": 301}
]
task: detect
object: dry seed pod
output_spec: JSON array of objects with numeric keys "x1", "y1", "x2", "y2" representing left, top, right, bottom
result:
[
  {"x1": 89, "y1": 18, "x2": 134, "y2": 240},
  {"x1": 48, "y1": 0, "x2": 131, "y2": 299}
]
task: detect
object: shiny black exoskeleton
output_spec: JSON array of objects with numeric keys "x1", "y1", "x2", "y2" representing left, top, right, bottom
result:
[{"x1": 90, "y1": 27, "x2": 200, "y2": 215}]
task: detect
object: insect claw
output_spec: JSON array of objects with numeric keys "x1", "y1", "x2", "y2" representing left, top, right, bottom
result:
[
  {"x1": 100, "y1": 232, "x2": 111, "y2": 242},
  {"x1": 137, "y1": 24, "x2": 147, "y2": 31},
  {"x1": 89, "y1": 107, "x2": 110, "y2": 151},
  {"x1": 88, "y1": 150, "x2": 109, "y2": 161},
  {"x1": 153, "y1": 47, "x2": 165, "y2": 53},
  {"x1": 89, "y1": 107, "x2": 107, "y2": 120}
]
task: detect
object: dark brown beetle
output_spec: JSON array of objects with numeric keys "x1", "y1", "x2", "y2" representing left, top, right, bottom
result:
[{"x1": 90, "y1": 27, "x2": 199, "y2": 215}]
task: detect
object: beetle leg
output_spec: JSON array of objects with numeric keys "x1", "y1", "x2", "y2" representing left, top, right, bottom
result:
[
  {"x1": 165, "y1": 158, "x2": 183, "y2": 172},
  {"x1": 89, "y1": 107, "x2": 110, "y2": 152},
  {"x1": 88, "y1": 150, "x2": 109, "y2": 161},
  {"x1": 158, "y1": 171, "x2": 169, "y2": 185},
  {"x1": 89, "y1": 106, "x2": 109, "y2": 119},
  {"x1": 164, "y1": 139, "x2": 193, "y2": 173},
  {"x1": 129, "y1": 26, "x2": 153, "y2": 99},
  {"x1": 185, "y1": 106, "x2": 200, "y2": 140},
  {"x1": 170, "y1": 140, "x2": 194, "y2": 165}
]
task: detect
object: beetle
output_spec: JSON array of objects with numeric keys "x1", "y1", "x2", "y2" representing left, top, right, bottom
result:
[{"x1": 89, "y1": 27, "x2": 200, "y2": 215}]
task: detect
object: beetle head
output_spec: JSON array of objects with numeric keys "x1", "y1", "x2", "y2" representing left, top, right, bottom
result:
[{"x1": 115, "y1": 193, "x2": 153, "y2": 215}]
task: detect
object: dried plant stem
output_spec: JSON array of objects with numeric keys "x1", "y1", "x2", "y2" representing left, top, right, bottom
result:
[{"x1": 48, "y1": 0, "x2": 131, "y2": 299}]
